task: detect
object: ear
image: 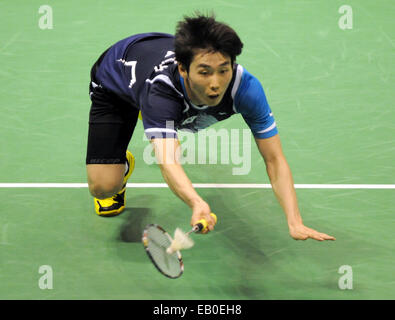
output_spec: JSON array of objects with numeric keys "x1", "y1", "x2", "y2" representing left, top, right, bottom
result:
[{"x1": 177, "y1": 63, "x2": 188, "y2": 79}]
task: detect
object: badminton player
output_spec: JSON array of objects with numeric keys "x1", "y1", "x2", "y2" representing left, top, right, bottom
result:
[{"x1": 86, "y1": 13, "x2": 335, "y2": 241}]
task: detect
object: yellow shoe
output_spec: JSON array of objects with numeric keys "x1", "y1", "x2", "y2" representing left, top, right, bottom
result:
[
  {"x1": 120, "y1": 150, "x2": 135, "y2": 187},
  {"x1": 94, "y1": 150, "x2": 135, "y2": 217}
]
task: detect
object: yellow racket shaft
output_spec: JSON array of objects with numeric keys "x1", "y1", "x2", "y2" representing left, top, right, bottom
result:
[{"x1": 195, "y1": 213, "x2": 217, "y2": 233}]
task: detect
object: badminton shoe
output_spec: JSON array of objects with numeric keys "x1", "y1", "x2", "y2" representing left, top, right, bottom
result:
[{"x1": 94, "y1": 150, "x2": 135, "y2": 217}]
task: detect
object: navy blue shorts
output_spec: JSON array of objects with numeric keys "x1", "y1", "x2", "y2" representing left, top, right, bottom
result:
[{"x1": 86, "y1": 50, "x2": 139, "y2": 165}]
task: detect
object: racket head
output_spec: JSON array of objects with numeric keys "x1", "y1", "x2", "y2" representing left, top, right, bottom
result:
[{"x1": 142, "y1": 224, "x2": 184, "y2": 279}]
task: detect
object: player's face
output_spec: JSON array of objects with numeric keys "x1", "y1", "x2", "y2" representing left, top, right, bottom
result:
[{"x1": 178, "y1": 50, "x2": 233, "y2": 107}]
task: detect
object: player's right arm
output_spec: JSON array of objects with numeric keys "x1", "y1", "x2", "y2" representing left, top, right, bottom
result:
[
  {"x1": 151, "y1": 138, "x2": 216, "y2": 233},
  {"x1": 142, "y1": 78, "x2": 215, "y2": 231}
]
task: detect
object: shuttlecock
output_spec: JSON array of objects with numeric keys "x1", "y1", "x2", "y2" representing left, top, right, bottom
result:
[{"x1": 166, "y1": 228, "x2": 195, "y2": 254}]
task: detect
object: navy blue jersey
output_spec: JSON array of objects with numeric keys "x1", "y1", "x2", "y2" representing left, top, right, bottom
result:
[{"x1": 93, "y1": 32, "x2": 278, "y2": 140}]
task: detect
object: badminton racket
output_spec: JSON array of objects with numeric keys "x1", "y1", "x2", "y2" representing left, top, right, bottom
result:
[{"x1": 142, "y1": 213, "x2": 217, "y2": 279}]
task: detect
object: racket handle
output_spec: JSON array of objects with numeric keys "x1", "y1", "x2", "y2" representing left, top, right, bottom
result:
[{"x1": 195, "y1": 213, "x2": 217, "y2": 233}]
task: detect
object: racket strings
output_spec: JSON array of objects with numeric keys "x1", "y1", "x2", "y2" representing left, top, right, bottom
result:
[{"x1": 144, "y1": 225, "x2": 182, "y2": 278}]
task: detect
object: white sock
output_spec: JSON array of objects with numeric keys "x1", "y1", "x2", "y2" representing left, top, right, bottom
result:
[{"x1": 124, "y1": 160, "x2": 129, "y2": 176}]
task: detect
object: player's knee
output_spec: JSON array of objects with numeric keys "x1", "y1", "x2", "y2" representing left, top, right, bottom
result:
[{"x1": 88, "y1": 181, "x2": 122, "y2": 199}]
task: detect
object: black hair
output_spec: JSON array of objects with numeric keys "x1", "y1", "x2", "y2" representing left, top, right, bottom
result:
[{"x1": 175, "y1": 12, "x2": 243, "y2": 71}]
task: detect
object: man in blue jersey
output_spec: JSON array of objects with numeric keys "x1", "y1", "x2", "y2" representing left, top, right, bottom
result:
[{"x1": 86, "y1": 13, "x2": 335, "y2": 241}]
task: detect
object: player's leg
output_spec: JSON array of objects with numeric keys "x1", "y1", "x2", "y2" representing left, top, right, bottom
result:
[
  {"x1": 86, "y1": 84, "x2": 139, "y2": 216},
  {"x1": 86, "y1": 118, "x2": 138, "y2": 216},
  {"x1": 86, "y1": 120, "x2": 136, "y2": 199},
  {"x1": 87, "y1": 163, "x2": 125, "y2": 200}
]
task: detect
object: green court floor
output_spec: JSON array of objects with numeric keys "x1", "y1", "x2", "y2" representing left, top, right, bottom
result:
[{"x1": 0, "y1": 0, "x2": 394, "y2": 300}]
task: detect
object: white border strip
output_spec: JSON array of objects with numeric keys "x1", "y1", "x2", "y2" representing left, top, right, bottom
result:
[{"x1": 0, "y1": 183, "x2": 394, "y2": 189}]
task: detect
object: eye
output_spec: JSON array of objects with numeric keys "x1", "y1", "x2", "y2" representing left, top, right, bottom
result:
[
  {"x1": 219, "y1": 69, "x2": 229, "y2": 74},
  {"x1": 199, "y1": 70, "x2": 209, "y2": 75}
]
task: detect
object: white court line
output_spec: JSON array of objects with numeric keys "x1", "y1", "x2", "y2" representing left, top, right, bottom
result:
[{"x1": 0, "y1": 183, "x2": 394, "y2": 189}]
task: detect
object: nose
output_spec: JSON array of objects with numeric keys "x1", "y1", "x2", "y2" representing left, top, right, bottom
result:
[{"x1": 210, "y1": 75, "x2": 220, "y2": 92}]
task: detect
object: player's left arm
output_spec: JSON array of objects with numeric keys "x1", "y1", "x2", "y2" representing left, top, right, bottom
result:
[
  {"x1": 255, "y1": 135, "x2": 335, "y2": 241},
  {"x1": 235, "y1": 66, "x2": 335, "y2": 241}
]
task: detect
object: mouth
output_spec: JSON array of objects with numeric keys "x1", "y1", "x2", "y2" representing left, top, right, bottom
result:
[{"x1": 207, "y1": 94, "x2": 220, "y2": 100}]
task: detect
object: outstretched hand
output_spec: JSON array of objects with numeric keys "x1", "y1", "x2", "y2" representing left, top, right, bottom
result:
[
  {"x1": 190, "y1": 200, "x2": 216, "y2": 234},
  {"x1": 289, "y1": 223, "x2": 336, "y2": 241}
]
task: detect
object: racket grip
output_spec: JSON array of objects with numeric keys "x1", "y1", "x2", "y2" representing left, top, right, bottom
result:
[{"x1": 195, "y1": 213, "x2": 217, "y2": 233}]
